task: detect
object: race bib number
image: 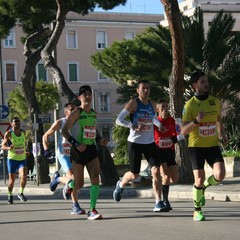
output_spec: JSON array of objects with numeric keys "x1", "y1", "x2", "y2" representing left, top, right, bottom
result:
[
  {"x1": 199, "y1": 122, "x2": 216, "y2": 137},
  {"x1": 137, "y1": 118, "x2": 152, "y2": 132},
  {"x1": 15, "y1": 147, "x2": 24, "y2": 155},
  {"x1": 159, "y1": 138, "x2": 173, "y2": 148},
  {"x1": 63, "y1": 143, "x2": 71, "y2": 156},
  {"x1": 83, "y1": 126, "x2": 96, "y2": 139}
]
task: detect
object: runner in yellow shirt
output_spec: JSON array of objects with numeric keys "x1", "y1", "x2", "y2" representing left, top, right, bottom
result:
[
  {"x1": 182, "y1": 71, "x2": 228, "y2": 221},
  {"x1": 1, "y1": 117, "x2": 28, "y2": 204}
]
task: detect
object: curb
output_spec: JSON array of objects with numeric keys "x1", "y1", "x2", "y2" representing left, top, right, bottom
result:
[{"x1": 1, "y1": 185, "x2": 240, "y2": 202}]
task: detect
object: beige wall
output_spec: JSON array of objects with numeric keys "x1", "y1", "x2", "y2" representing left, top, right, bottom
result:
[{"x1": 1, "y1": 12, "x2": 163, "y2": 140}]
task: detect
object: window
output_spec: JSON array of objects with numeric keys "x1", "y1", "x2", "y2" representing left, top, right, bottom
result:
[
  {"x1": 96, "y1": 30, "x2": 107, "y2": 49},
  {"x1": 66, "y1": 29, "x2": 78, "y2": 49},
  {"x1": 67, "y1": 62, "x2": 79, "y2": 82},
  {"x1": 98, "y1": 92, "x2": 110, "y2": 113},
  {"x1": 183, "y1": 6, "x2": 188, "y2": 11},
  {"x1": 125, "y1": 31, "x2": 135, "y2": 40},
  {"x1": 4, "y1": 62, "x2": 17, "y2": 82},
  {"x1": 98, "y1": 71, "x2": 109, "y2": 82},
  {"x1": 3, "y1": 29, "x2": 16, "y2": 48},
  {"x1": 37, "y1": 63, "x2": 48, "y2": 81}
]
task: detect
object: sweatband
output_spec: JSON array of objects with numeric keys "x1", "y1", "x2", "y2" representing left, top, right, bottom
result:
[{"x1": 68, "y1": 136, "x2": 80, "y2": 147}]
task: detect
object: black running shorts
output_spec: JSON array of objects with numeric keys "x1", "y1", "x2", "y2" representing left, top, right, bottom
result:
[{"x1": 188, "y1": 146, "x2": 224, "y2": 170}]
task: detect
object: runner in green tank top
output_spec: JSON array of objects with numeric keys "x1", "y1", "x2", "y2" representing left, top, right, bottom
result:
[
  {"x1": 1, "y1": 117, "x2": 28, "y2": 204},
  {"x1": 62, "y1": 85, "x2": 102, "y2": 220}
]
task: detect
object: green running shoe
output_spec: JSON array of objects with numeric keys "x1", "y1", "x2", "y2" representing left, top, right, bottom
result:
[{"x1": 193, "y1": 210, "x2": 205, "y2": 221}]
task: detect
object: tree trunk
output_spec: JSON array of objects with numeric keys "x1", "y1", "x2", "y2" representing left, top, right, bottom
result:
[
  {"x1": 41, "y1": 0, "x2": 77, "y2": 103},
  {"x1": 161, "y1": 0, "x2": 193, "y2": 183},
  {"x1": 98, "y1": 145, "x2": 119, "y2": 186},
  {"x1": 20, "y1": 28, "x2": 51, "y2": 184}
]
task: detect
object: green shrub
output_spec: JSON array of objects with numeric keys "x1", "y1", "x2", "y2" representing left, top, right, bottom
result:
[{"x1": 222, "y1": 150, "x2": 240, "y2": 157}]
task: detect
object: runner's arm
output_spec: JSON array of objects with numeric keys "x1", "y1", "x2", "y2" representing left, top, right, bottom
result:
[
  {"x1": 42, "y1": 120, "x2": 61, "y2": 150},
  {"x1": 216, "y1": 114, "x2": 228, "y2": 145},
  {"x1": 115, "y1": 99, "x2": 136, "y2": 128},
  {"x1": 1, "y1": 131, "x2": 12, "y2": 151}
]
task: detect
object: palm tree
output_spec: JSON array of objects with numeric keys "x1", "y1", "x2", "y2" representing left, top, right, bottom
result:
[{"x1": 182, "y1": 8, "x2": 240, "y2": 150}]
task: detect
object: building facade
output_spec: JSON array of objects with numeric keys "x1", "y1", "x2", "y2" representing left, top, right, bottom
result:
[
  {"x1": 0, "y1": 12, "x2": 163, "y2": 140},
  {"x1": 161, "y1": 0, "x2": 240, "y2": 31}
]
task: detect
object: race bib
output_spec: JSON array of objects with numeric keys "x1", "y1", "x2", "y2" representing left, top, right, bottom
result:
[
  {"x1": 15, "y1": 147, "x2": 24, "y2": 155},
  {"x1": 199, "y1": 122, "x2": 216, "y2": 137},
  {"x1": 83, "y1": 126, "x2": 96, "y2": 139},
  {"x1": 159, "y1": 138, "x2": 173, "y2": 148},
  {"x1": 137, "y1": 118, "x2": 152, "y2": 132},
  {"x1": 63, "y1": 143, "x2": 71, "y2": 156}
]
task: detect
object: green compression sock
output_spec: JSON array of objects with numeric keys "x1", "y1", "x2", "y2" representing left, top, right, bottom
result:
[
  {"x1": 19, "y1": 187, "x2": 24, "y2": 194},
  {"x1": 90, "y1": 184, "x2": 100, "y2": 211},
  {"x1": 193, "y1": 185, "x2": 203, "y2": 210},
  {"x1": 204, "y1": 175, "x2": 219, "y2": 189},
  {"x1": 68, "y1": 180, "x2": 75, "y2": 189}
]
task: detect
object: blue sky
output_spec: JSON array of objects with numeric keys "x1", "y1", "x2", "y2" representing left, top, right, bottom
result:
[{"x1": 96, "y1": 0, "x2": 184, "y2": 14}]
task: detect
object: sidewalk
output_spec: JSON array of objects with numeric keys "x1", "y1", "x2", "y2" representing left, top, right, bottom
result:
[{"x1": 0, "y1": 176, "x2": 240, "y2": 202}]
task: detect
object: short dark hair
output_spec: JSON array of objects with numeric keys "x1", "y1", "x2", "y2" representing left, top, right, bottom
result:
[
  {"x1": 11, "y1": 117, "x2": 20, "y2": 122},
  {"x1": 79, "y1": 85, "x2": 92, "y2": 96},
  {"x1": 137, "y1": 79, "x2": 150, "y2": 87},
  {"x1": 190, "y1": 71, "x2": 206, "y2": 85}
]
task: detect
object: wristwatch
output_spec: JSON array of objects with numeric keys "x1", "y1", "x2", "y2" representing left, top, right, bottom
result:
[{"x1": 192, "y1": 118, "x2": 199, "y2": 124}]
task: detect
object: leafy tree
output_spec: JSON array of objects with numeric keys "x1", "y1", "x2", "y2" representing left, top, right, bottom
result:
[
  {"x1": 7, "y1": 81, "x2": 59, "y2": 121},
  {"x1": 182, "y1": 8, "x2": 240, "y2": 152},
  {"x1": 40, "y1": 0, "x2": 127, "y2": 101},
  {"x1": 92, "y1": 6, "x2": 240, "y2": 182},
  {"x1": 0, "y1": 0, "x2": 127, "y2": 184},
  {"x1": 91, "y1": 26, "x2": 172, "y2": 103},
  {"x1": 112, "y1": 124, "x2": 129, "y2": 165}
]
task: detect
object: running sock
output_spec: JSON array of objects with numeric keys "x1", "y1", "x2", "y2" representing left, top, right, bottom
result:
[
  {"x1": 203, "y1": 175, "x2": 219, "y2": 189},
  {"x1": 193, "y1": 185, "x2": 203, "y2": 211},
  {"x1": 68, "y1": 180, "x2": 75, "y2": 189},
  {"x1": 73, "y1": 202, "x2": 79, "y2": 207},
  {"x1": 162, "y1": 185, "x2": 169, "y2": 202},
  {"x1": 19, "y1": 187, "x2": 24, "y2": 194},
  {"x1": 90, "y1": 184, "x2": 100, "y2": 211}
]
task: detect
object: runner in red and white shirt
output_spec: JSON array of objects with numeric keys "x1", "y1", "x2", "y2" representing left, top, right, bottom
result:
[{"x1": 154, "y1": 100, "x2": 179, "y2": 211}]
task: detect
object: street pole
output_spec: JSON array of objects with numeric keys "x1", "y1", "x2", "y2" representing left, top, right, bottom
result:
[
  {"x1": 33, "y1": 113, "x2": 39, "y2": 186},
  {"x1": 0, "y1": 40, "x2": 3, "y2": 105},
  {"x1": 54, "y1": 103, "x2": 59, "y2": 171},
  {"x1": 0, "y1": 40, "x2": 6, "y2": 184}
]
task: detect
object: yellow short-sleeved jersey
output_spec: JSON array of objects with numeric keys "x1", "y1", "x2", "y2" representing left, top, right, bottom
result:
[{"x1": 182, "y1": 95, "x2": 220, "y2": 147}]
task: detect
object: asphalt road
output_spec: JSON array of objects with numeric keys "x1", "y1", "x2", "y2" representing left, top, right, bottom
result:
[{"x1": 0, "y1": 194, "x2": 240, "y2": 240}]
